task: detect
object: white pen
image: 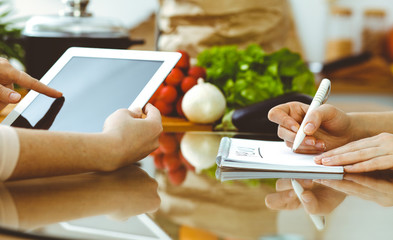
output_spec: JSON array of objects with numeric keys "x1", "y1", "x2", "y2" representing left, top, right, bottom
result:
[
  {"x1": 291, "y1": 179, "x2": 325, "y2": 231},
  {"x1": 292, "y1": 78, "x2": 331, "y2": 151}
]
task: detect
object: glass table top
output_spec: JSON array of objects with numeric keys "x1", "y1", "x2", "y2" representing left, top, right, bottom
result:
[{"x1": 1, "y1": 131, "x2": 393, "y2": 240}]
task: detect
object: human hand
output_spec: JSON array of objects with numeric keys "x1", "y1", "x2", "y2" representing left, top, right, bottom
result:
[
  {"x1": 315, "y1": 173, "x2": 393, "y2": 207},
  {"x1": 102, "y1": 103, "x2": 163, "y2": 170},
  {"x1": 0, "y1": 58, "x2": 62, "y2": 110},
  {"x1": 315, "y1": 133, "x2": 393, "y2": 172},
  {"x1": 268, "y1": 102, "x2": 354, "y2": 153},
  {"x1": 265, "y1": 179, "x2": 346, "y2": 215}
]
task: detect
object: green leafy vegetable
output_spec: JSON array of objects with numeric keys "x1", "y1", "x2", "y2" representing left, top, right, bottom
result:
[{"x1": 197, "y1": 44, "x2": 315, "y2": 110}]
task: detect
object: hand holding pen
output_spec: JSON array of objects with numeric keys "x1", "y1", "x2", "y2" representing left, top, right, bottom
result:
[
  {"x1": 268, "y1": 79, "x2": 355, "y2": 154},
  {"x1": 292, "y1": 78, "x2": 331, "y2": 151}
]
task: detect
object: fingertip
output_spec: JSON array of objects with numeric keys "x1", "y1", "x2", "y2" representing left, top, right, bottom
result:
[
  {"x1": 304, "y1": 122, "x2": 316, "y2": 135},
  {"x1": 9, "y1": 92, "x2": 21, "y2": 103},
  {"x1": 130, "y1": 107, "x2": 143, "y2": 118},
  {"x1": 314, "y1": 156, "x2": 322, "y2": 165},
  {"x1": 301, "y1": 191, "x2": 314, "y2": 203}
]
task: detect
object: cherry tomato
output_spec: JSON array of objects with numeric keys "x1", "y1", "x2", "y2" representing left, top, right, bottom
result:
[
  {"x1": 175, "y1": 50, "x2": 190, "y2": 72},
  {"x1": 181, "y1": 76, "x2": 198, "y2": 93},
  {"x1": 188, "y1": 66, "x2": 206, "y2": 80},
  {"x1": 176, "y1": 96, "x2": 185, "y2": 117},
  {"x1": 154, "y1": 100, "x2": 173, "y2": 115},
  {"x1": 165, "y1": 68, "x2": 185, "y2": 86},
  {"x1": 159, "y1": 85, "x2": 178, "y2": 104}
]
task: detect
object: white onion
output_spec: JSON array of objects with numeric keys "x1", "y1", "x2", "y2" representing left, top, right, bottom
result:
[{"x1": 182, "y1": 78, "x2": 226, "y2": 124}]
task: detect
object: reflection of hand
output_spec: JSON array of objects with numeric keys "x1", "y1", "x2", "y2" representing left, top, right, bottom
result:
[
  {"x1": 315, "y1": 133, "x2": 393, "y2": 172},
  {"x1": 0, "y1": 58, "x2": 62, "y2": 110},
  {"x1": 5, "y1": 165, "x2": 160, "y2": 229},
  {"x1": 316, "y1": 173, "x2": 393, "y2": 207},
  {"x1": 102, "y1": 103, "x2": 162, "y2": 171},
  {"x1": 268, "y1": 102, "x2": 354, "y2": 153},
  {"x1": 265, "y1": 179, "x2": 346, "y2": 215}
]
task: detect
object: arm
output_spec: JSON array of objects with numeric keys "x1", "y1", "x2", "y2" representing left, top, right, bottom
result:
[{"x1": 9, "y1": 104, "x2": 162, "y2": 180}]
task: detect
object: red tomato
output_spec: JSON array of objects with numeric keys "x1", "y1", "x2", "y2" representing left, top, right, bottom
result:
[
  {"x1": 175, "y1": 50, "x2": 190, "y2": 71},
  {"x1": 150, "y1": 147, "x2": 162, "y2": 156},
  {"x1": 165, "y1": 68, "x2": 185, "y2": 86},
  {"x1": 149, "y1": 84, "x2": 164, "y2": 103},
  {"x1": 176, "y1": 96, "x2": 185, "y2": 117},
  {"x1": 154, "y1": 100, "x2": 173, "y2": 115},
  {"x1": 180, "y1": 76, "x2": 197, "y2": 93},
  {"x1": 168, "y1": 165, "x2": 187, "y2": 185},
  {"x1": 163, "y1": 153, "x2": 182, "y2": 171},
  {"x1": 159, "y1": 133, "x2": 179, "y2": 154},
  {"x1": 188, "y1": 66, "x2": 206, "y2": 80},
  {"x1": 158, "y1": 85, "x2": 178, "y2": 104}
]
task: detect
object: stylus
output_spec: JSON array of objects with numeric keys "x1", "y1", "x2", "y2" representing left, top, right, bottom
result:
[
  {"x1": 292, "y1": 78, "x2": 331, "y2": 151},
  {"x1": 291, "y1": 179, "x2": 325, "y2": 230}
]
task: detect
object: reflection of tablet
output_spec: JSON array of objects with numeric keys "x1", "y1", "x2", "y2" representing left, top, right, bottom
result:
[{"x1": 1, "y1": 47, "x2": 180, "y2": 132}]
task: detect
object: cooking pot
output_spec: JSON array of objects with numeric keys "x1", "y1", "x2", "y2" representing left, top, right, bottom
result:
[{"x1": 19, "y1": 0, "x2": 143, "y2": 79}]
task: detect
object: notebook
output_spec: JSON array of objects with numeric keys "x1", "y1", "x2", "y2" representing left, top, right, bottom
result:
[{"x1": 216, "y1": 137, "x2": 344, "y2": 173}]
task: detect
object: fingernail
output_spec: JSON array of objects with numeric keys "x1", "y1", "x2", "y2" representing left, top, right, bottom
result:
[
  {"x1": 315, "y1": 142, "x2": 326, "y2": 149},
  {"x1": 289, "y1": 190, "x2": 296, "y2": 198},
  {"x1": 302, "y1": 193, "x2": 312, "y2": 203},
  {"x1": 305, "y1": 139, "x2": 315, "y2": 146},
  {"x1": 9, "y1": 92, "x2": 21, "y2": 102},
  {"x1": 291, "y1": 125, "x2": 299, "y2": 132},
  {"x1": 304, "y1": 123, "x2": 315, "y2": 134},
  {"x1": 322, "y1": 157, "x2": 331, "y2": 164}
]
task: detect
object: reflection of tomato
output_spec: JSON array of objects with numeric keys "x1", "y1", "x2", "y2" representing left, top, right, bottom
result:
[
  {"x1": 153, "y1": 154, "x2": 165, "y2": 170},
  {"x1": 159, "y1": 133, "x2": 178, "y2": 154},
  {"x1": 168, "y1": 165, "x2": 187, "y2": 185},
  {"x1": 163, "y1": 153, "x2": 182, "y2": 171}
]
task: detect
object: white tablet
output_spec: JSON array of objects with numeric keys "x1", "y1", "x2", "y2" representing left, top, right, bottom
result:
[{"x1": 1, "y1": 47, "x2": 180, "y2": 132}]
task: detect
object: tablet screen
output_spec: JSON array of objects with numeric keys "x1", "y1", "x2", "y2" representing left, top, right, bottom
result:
[{"x1": 10, "y1": 56, "x2": 163, "y2": 132}]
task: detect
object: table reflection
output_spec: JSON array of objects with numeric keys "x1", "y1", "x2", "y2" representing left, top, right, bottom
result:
[
  {"x1": 0, "y1": 164, "x2": 160, "y2": 232},
  {"x1": 152, "y1": 132, "x2": 393, "y2": 240}
]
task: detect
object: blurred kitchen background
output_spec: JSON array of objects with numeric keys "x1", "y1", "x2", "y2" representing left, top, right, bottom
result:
[{"x1": 2, "y1": 0, "x2": 393, "y2": 112}]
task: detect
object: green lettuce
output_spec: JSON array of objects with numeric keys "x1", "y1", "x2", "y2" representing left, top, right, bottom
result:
[{"x1": 197, "y1": 44, "x2": 315, "y2": 110}]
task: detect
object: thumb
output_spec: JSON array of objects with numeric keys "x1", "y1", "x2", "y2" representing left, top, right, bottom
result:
[
  {"x1": 303, "y1": 104, "x2": 335, "y2": 135},
  {"x1": 0, "y1": 85, "x2": 21, "y2": 104}
]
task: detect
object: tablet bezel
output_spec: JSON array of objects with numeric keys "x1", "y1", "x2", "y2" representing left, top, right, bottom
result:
[{"x1": 2, "y1": 47, "x2": 181, "y2": 126}]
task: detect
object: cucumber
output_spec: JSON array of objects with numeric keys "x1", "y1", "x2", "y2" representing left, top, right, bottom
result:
[{"x1": 232, "y1": 92, "x2": 312, "y2": 134}]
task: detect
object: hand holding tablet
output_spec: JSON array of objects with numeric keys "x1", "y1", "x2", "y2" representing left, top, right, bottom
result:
[{"x1": 2, "y1": 47, "x2": 181, "y2": 132}]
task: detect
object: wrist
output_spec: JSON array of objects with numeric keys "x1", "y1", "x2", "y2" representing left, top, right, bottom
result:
[
  {"x1": 347, "y1": 112, "x2": 372, "y2": 141},
  {"x1": 95, "y1": 132, "x2": 125, "y2": 172}
]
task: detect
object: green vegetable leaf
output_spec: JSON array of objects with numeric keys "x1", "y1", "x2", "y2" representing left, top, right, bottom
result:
[{"x1": 197, "y1": 44, "x2": 315, "y2": 112}]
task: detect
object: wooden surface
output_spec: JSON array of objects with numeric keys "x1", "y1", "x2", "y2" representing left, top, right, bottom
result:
[
  {"x1": 162, "y1": 116, "x2": 213, "y2": 132},
  {"x1": 0, "y1": 104, "x2": 16, "y2": 123}
]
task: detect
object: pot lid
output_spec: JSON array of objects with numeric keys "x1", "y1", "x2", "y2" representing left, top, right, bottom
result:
[
  {"x1": 23, "y1": 15, "x2": 129, "y2": 38},
  {"x1": 23, "y1": 0, "x2": 128, "y2": 38}
]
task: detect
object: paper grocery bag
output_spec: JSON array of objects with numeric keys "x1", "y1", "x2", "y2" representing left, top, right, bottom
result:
[{"x1": 157, "y1": 0, "x2": 302, "y2": 58}]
